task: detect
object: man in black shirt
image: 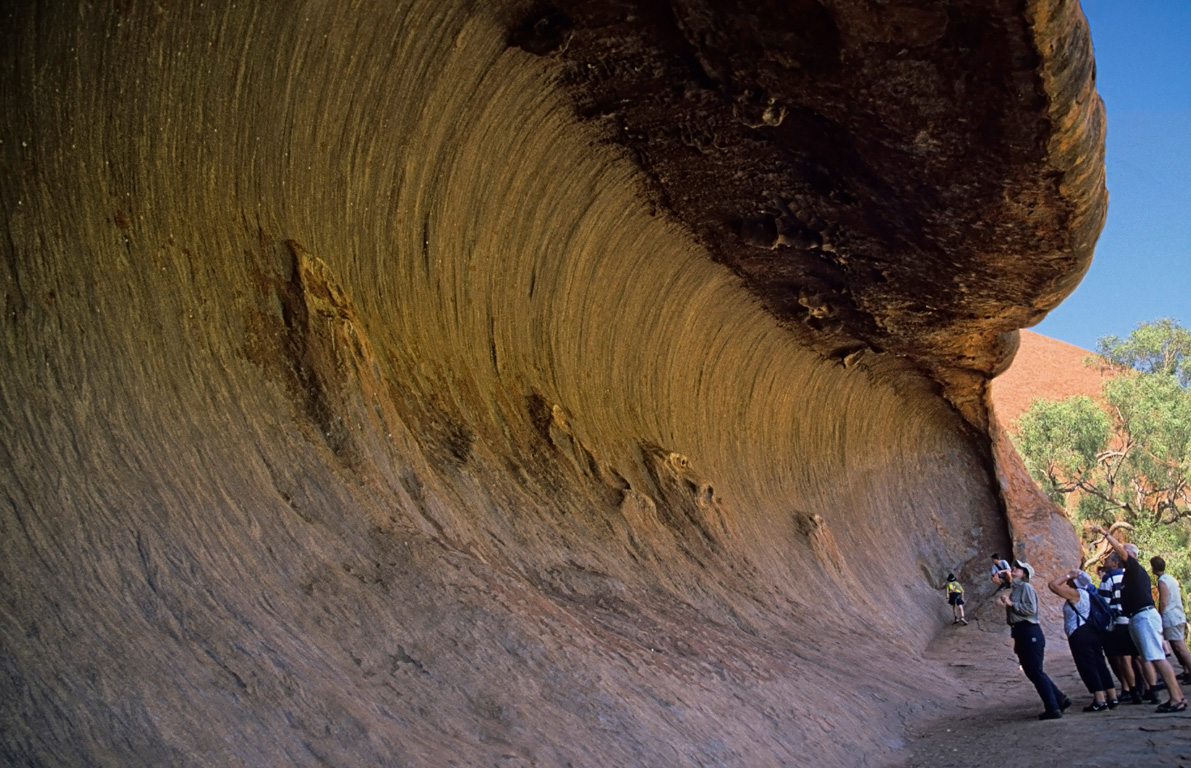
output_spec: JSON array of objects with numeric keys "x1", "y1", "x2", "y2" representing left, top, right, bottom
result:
[{"x1": 1094, "y1": 525, "x2": 1187, "y2": 712}]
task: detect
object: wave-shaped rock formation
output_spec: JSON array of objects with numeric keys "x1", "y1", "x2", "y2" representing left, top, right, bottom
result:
[{"x1": 1, "y1": 0, "x2": 1104, "y2": 765}]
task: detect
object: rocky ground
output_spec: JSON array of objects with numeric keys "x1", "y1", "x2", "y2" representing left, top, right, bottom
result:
[{"x1": 898, "y1": 606, "x2": 1191, "y2": 768}]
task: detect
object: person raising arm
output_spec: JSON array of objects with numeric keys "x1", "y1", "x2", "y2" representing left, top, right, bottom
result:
[
  {"x1": 1091, "y1": 525, "x2": 1186, "y2": 713},
  {"x1": 1047, "y1": 568, "x2": 1117, "y2": 711},
  {"x1": 999, "y1": 561, "x2": 1069, "y2": 719}
]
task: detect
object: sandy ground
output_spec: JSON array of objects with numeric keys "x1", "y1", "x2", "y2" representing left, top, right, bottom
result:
[{"x1": 897, "y1": 612, "x2": 1191, "y2": 768}]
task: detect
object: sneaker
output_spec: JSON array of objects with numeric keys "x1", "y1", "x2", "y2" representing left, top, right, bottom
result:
[
  {"x1": 1107, "y1": 698, "x2": 1120, "y2": 709},
  {"x1": 1129, "y1": 690, "x2": 1144, "y2": 705},
  {"x1": 1083, "y1": 701, "x2": 1110, "y2": 712},
  {"x1": 960, "y1": 619, "x2": 968, "y2": 625},
  {"x1": 1038, "y1": 710, "x2": 1063, "y2": 721},
  {"x1": 1059, "y1": 696, "x2": 1073, "y2": 712},
  {"x1": 1148, "y1": 689, "x2": 1162, "y2": 705}
]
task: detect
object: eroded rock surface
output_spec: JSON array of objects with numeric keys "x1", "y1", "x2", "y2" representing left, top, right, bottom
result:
[
  {"x1": 535, "y1": 0, "x2": 1105, "y2": 426},
  {"x1": 0, "y1": 1, "x2": 1101, "y2": 765}
]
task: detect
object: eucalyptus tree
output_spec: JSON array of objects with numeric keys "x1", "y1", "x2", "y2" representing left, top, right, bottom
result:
[{"x1": 1012, "y1": 319, "x2": 1191, "y2": 577}]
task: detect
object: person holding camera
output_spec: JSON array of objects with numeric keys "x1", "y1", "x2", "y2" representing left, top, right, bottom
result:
[
  {"x1": 1047, "y1": 568, "x2": 1118, "y2": 711},
  {"x1": 990, "y1": 553, "x2": 1012, "y2": 590},
  {"x1": 1000, "y1": 560, "x2": 1070, "y2": 720}
]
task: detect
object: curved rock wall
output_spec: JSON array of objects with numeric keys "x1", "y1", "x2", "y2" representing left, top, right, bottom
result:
[{"x1": 0, "y1": 1, "x2": 1100, "y2": 765}]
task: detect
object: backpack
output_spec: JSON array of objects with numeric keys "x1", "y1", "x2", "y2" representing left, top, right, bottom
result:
[
  {"x1": 1076, "y1": 585, "x2": 1114, "y2": 634},
  {"x1": 1099, "y1": 575, "x2": 1125, "y2": 623}
]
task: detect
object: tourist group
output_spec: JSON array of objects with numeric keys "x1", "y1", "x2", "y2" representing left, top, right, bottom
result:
[{"x1": 948, "y1": 527, "x2": 1190, "y2": 719}]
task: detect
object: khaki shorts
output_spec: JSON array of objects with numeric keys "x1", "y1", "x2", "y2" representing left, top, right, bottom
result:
[{"x1": 1164, "y1": 622, "x2": 1187, "y2": 642}]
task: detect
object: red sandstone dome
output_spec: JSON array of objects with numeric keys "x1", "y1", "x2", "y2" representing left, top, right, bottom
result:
[{"x1": 991, "y1": 329, "x2": 1113, "y2": 427}]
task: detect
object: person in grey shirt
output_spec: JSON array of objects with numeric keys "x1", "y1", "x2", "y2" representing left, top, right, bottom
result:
[{"x1": 1000, "y1": 560, "x2": 1070, "y2": 719}]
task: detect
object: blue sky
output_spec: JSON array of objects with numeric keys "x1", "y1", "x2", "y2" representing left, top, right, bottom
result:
[{"x1": 1032, "y1": 0, "x2": 1191, "y2": 352}]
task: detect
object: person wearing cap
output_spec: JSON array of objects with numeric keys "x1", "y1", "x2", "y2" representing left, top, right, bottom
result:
[
  {"x1": 945, "y1": 573, "x2": 968, "y2": 625},
  {"x1": 1092, "y1": 525, "x2": 1187, "y2": 713},
  {"x1": 1047, "y1": 568, "x2": 1118, "y2": 711},
  {"x1": 999, "y1": 560, "x2": 1070, "y2": 719}
]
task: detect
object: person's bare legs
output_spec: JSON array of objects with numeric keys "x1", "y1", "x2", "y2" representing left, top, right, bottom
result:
[
  {"x1": 1110, "y1": 655, "x2": 1136, "y2": 692},
  {"x1": 1137, "y1": 656, "x2": 1153, "y2": 686},
  {"x1": 1170, "y1": 637, "x2": 1191, "y2": 675},
  {"x1": 1154, "y1": 658, "x2": 1185, "y2": 704},
  {"x1": 1141, "y1": 659, "x2": 1158, "y2": 688}
]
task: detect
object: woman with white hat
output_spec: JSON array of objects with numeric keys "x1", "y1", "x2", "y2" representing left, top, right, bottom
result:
[
  {"x1": 1047, "y1": 568, "x2": 1118, "y2": 711},
  {"x1": 1000, "y1": 560, "x2": 1070, "y2": 719}
]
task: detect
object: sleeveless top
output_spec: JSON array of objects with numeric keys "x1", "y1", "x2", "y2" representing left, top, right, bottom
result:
[
  {"x1": 1063, "y1": 589, "x2": 1091, "y2": 638},
  {"x1": 1159, "y1": 573, "x2": 1187, "y2": 628}
]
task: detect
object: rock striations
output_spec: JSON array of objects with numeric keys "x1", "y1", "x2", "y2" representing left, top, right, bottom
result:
[{"x1": 0, "y1": 1, "x2": 1102, "y2": 765}]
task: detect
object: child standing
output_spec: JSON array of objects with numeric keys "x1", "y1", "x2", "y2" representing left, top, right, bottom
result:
[{"x1": 946, "y1": 573, "x2": 968, "y2": 625}]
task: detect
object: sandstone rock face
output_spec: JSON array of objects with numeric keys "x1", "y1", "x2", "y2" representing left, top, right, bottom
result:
[
  {"x1": 988, "y1": 331, "x2": 1111, "y2": 622},
  {"x1": 989, "y1": 407, "x2": 1081, "y2": 625},
  {"x1": 991, "y1": 329, "x2": 1113, "y2": 426},
  {"x1": 0, "y1": 1, "x2": 1101, "y2": 766},
  {"x1": 543, "y1": 0, "x2": 1106, "y2": 427}
]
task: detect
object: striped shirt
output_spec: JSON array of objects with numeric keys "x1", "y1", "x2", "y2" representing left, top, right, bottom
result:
[{"x1": 1099, "y1": 568, "x2": 1128, "y2": 625}]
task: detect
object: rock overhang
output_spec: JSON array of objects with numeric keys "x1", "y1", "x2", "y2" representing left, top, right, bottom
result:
[
  {"x1": 0, "y1": 0, "x2": 1107, "y2": 764},
  {"x1": 513, "y1": 0, "x2": 1107, "y2": 426}
]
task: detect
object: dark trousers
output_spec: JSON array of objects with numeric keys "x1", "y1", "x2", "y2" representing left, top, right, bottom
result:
[
  {"x1": 1013, "y1": 622, "x2": 1064, "y2": 712},
  {"x1": 1071, "y1": 623, "x2": 1114, "y2": 695},
  {"x1": 1068, "y1": 624, "x2": 1115, "y2": 694}
]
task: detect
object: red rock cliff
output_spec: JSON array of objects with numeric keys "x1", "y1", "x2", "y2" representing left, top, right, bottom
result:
[{"x1": 0, "y1": 1, "x2": 1103, "y2": 765}]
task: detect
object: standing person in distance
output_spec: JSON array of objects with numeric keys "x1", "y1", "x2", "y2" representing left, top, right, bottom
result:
[
  {"x1": 945, "y1": 573, "x2": 968, "y2": 625},
  {"x1": 1092, "y1": 525, "x2": 1187, "y2": 713},
  {"x1": 1000, "y1": 560, "x2": 1070, "y2": 719}
]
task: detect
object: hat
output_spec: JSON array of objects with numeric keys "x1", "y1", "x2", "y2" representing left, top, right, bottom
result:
[
  {"x1": 1073, "y1": 570, "x2": 1094, "y2": 589},
  {"x1": 1013, "y1": 560, "x2": 1035, "y2": 581},
  {"x1": 946, "y1": 573, "x2": 956, "y2": 581}
]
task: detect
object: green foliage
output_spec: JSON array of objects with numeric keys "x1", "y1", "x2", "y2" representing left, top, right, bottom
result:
[
  {"x1": 1103, "y1": 373, "x2": 1191, "y2": 523},
  {"x1": 1096, "y1": 317, "x2": 1191, "y2": 386},
  {"x1": 1015, "y1": 396, "x2": 1110, "y2": 507},
  {"x1": 1132, "y1": 517, "x2": 1191, "y2": 586},
  {"x1": 1011, "y1": 319, "x2": 1191, "y2": 574}
]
